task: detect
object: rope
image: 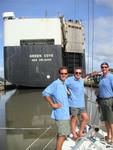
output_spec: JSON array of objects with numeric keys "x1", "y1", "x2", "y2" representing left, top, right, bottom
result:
[
  {"x1": 0, "y1": 127, "x2": 52, "y2": 130},
  {"x1": 42, "y1": 136, "x2": 56, "y2": 150},
  {"x1": 25, "y1": 126, "x2": 51, "y2": 150}
]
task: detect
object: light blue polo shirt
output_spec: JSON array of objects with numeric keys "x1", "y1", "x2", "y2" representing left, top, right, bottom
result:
[
  {"x1": 42, "y1": 79, "x2": 70, "y2": 120},
  {"x1": 65, "y1": 76, "x2": 85, "y2": 108},
  {"x1": 98, "y1": 73, "x2": 113, "y2": 98}
]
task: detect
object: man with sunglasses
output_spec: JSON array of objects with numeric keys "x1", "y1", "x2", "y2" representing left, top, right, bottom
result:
[
  {"x1": 65, "y1": 67, "x2": 89, "y2": 140},
  {"x1": 96, "y1": 62, "x2": 113, "y2": 144},
  {"x1": 42, "y1": 66, "x2": 71, "y2": 150}
]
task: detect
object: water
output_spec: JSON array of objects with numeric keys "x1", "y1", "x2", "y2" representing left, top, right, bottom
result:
[
  {"x1": 0, "y1": 89, "x2": 56, "y2": 150},
  {"x1": 0, "y1": 87, "x2": 101, "y2": 150}
]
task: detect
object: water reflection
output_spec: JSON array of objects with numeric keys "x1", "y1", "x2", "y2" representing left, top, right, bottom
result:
[
  {"x1": 0, "y1": 87, "x2": 101, "y2": 150},
  {"x1": 5, "y1": 89, "x2": 54, "y2": 128},
  {"x1": 0, "y1": 89, "x2": 56, "y2": 150}
]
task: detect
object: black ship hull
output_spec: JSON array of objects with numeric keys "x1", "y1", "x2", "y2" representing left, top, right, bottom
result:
[
  {"x1": 4, "y1": 45, "x2": 63, "y2": 87},
  {"x1": 4, "y1": 45, "x2": 85, "y2": 87}
]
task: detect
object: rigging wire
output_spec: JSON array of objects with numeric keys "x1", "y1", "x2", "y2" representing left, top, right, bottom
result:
[
  {"x1": 25, "y1": 126, "x2": 52, "y2": 150},
  {"x1": 42, "y1": 136, "x2": 56, "y2": 150},
  {"x1": 73, "y1": 0, "x2": 77, "y2": 68},
  {"x1": 86, "y1": 0, "x2": 90, "y2": 99},
  {"x1": 86, "y1": 0, "x2": 92, "y2": 125},
  {"x1": 87, "y1": 0, "x2": 90, "y2": 74},
  {"x1": 90, "y1": 0, "x2": 95, "y2": 126},
  {"x1": 91, "y1": 0, "x2": 94, "y2": 72},
  {"x1": 86, "y1": 0, "x2": 97, "y2": 126},
  {"x1": 90, "y1": 0, "x2": 96, "y2": 126}
]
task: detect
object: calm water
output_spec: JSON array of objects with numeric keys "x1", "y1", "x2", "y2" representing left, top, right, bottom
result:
[{"x1": 0, "y1": 87, "x2": 100, "y2": 150}]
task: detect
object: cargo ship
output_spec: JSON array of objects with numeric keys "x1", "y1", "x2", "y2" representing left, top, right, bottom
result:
[{"x1": 3, "y1": 12, "x2": 85, "y2": 87}]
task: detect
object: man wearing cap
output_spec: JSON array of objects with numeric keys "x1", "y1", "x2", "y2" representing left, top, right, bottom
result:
[{"x1": 97, "y1": 62, "x2": 113, "y2": 144}]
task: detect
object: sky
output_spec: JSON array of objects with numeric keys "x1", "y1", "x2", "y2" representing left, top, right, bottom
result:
[{"x1": 0, "y1": 0, "x2": 113, "y2": 77}]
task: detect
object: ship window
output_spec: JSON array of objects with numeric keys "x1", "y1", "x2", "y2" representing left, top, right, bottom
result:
[
  {"x1": 20, "y1": 39, "x2": 54, "y2": 46},
  {"x1": 68, "y1": 25, "x2": 81, "y2": 30}
]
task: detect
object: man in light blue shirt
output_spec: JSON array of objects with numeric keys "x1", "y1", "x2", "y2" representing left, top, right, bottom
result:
[
  {"x1": 66, "y1": 67, "x2": 89, "y2": 140},
  {"x1": 97, "y1": 62, "x2": 113, "y2": 144},
  {"x1": 66, "y1": 76, "x2": 85, "y2": 108},
  {"x1": 42, "y1": 66, "x2": 70, "y2": 150},
  {"x1": 98, "y1": 73, "x2": 113, "y2": 99}
]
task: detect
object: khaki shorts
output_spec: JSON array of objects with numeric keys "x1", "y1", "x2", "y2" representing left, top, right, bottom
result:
[
  {"x1": 70, "y1": 107, "x2": 86, "y2": 116},
  {"x1": 99, "y1": 98, "x2": 113, "y2": 123},
  {"x1": 56, "y1": 120, "x2": 71, "y2": 137}
]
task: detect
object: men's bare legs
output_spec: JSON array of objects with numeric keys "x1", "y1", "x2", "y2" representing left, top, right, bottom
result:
[
  {"x1": 71, "y1": 116, "x2": 78, "y2": 139},
  {"x1": 105, "y1": 122, "x2": 113, "y2": 143},
  {"x1": 56, "y1": 135, "x2": 66, "y2": 150},
  {"x1": 78, "y1": 112, "x2": 89, "y2": 137}
]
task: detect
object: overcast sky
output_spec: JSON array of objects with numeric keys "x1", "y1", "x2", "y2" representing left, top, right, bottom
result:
[{"x1": 0, "y1": 0, "x2": 113, "y2": 77}]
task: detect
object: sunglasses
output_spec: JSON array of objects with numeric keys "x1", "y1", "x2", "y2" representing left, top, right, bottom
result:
[
  {"x1": 101, "y1": 66, "x2": 108, "y2": 69},
  {"x1": 60, "y1": 73, "x2": 68, "y2": 75},
  {"x1": 75, "y1": 72, "x2": 82, "y2": 75}
]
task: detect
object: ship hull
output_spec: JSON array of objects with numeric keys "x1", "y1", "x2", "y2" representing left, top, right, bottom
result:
[{"x1": 4, "y1": 45, "x2": 63, "y2": 87}]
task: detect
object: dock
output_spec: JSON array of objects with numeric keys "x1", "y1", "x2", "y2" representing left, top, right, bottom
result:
[{"x1": 0, "y1": 81, "x2": 16, "y2": 91}]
